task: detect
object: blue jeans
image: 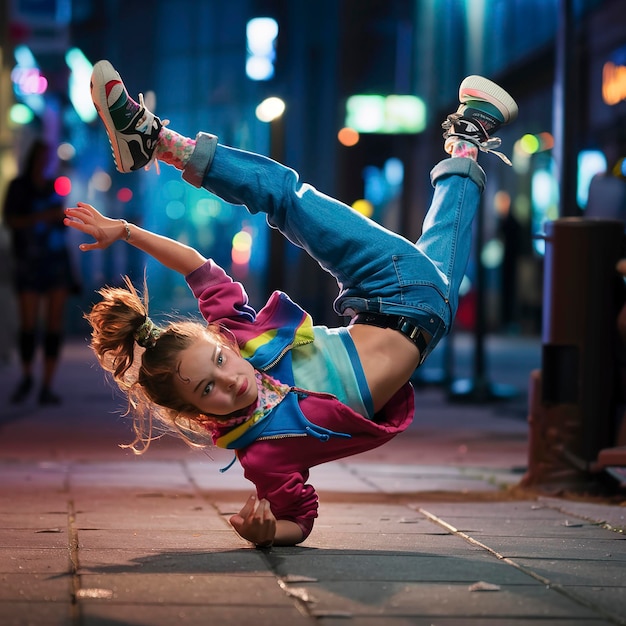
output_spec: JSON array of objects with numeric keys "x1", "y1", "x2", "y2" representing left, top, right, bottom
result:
[{"x1": 183, "y1": 133, "x2": 486, "y2": 362}]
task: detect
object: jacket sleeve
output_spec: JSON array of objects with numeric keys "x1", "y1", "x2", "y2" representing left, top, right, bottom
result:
[
  {"x1": 186, "y1": 259, "x2": 257, "y2": 325},
  {"x1": 238, "y1": 450, "x2": 318, "y2": 541}
]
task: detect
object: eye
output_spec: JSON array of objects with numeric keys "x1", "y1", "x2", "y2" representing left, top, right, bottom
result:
[{"x1": 202, "y1": 381, "x2": 214, "y2": 396}]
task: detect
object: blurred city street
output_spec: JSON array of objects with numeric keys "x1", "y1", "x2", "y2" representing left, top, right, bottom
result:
[
  {"x1": 2, "y1": 0, "x2": 626, "y2": 624},
  {"x1": 1, "y1": 333, "x2": 626, "y2": 625}
]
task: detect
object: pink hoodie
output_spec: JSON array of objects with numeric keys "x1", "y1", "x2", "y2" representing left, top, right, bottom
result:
[{"x1": 186, "y1": 260, "x2": 415, "y2": 540}]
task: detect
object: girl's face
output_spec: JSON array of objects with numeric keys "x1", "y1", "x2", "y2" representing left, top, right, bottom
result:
[{"x1": 174, "y1": 334, "x2": 258, "y2": 416}]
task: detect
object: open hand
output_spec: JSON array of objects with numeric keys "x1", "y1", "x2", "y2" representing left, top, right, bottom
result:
[
  {"x1": 229, "y1": 495, "x2": 276, "y2": 547},
  {"x1": 64, "y1": 202, "x2": 127, "y2": 251}
]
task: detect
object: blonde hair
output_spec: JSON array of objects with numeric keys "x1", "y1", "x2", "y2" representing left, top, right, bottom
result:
[{"x1": 86, "y1": 276, "x2": 235, "y2": 453}]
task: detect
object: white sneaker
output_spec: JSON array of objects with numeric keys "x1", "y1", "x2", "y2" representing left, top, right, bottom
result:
[
  {"x1": 442, "y1": 75, "x2": 518, "y2": 165},
  {"x1": 90, "y1": 60, "x2": 162, "y2": 173}
]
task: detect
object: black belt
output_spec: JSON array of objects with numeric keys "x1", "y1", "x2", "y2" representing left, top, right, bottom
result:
[{"x1": 351, "y1": 312, "x2": 431, "y2": 364}]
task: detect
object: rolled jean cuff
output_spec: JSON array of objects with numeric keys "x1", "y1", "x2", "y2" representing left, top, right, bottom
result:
[
  {"x1": 182, "y1": 132, "x2": 219, "y2": 188},
  {"x1": 430, "y1": 157, "x2": 485, "y2": 192}
]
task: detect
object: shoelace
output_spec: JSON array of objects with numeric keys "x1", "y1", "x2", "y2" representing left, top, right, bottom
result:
[
  {"x1": 442, "y1": 114, "x2": 512, "y2": 166},
  {"x1": 134, "y1": 92, "x2": 170, "y2": 174}
]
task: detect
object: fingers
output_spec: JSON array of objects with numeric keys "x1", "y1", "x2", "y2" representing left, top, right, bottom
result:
[
  {"x1": 78, "y1": 241, "x2": 101, "y2": 252},
  {"x1": 237, "y1": 494, "x2": 257, "y2": 518},
  {"x1": 65, "y1": 205, "x2": 94, "y2": 222},
  {"x1": 256, "y1": 498, "x2": 273, "y2": 520},
  {"x1": 229, "y1": 495, "x2": 276, "y2": 545},
  {"x1": 64, "y1": 204, "x2": 109, "y2": 252}
]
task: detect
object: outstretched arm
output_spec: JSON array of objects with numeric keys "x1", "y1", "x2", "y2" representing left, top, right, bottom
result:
[{"x1": 64, "y1": 202, "x2": 206, "y2": 276}]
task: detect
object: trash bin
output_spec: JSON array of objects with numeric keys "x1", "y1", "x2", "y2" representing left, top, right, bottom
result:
[{"x1": 522, "y1": 217, "x2": 625, "y2": 488}]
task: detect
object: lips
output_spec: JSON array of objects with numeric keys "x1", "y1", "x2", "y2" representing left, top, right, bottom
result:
[{"x1": 237, "y1": 378, "x2": 249, "y2": 397}]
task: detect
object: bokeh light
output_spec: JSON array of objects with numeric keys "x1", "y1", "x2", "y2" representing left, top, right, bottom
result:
[
  {"x1": 117, "y1": 187, "x2": 133, "y2": 203},
  {"x1": 338, "y1": 127, "x2": 359, "y2": 147},
  {"x1": 352, "y1": 199, "x2": 374, "y2": 218},
  {"x1": 256, "y1": 97, "x2": 285, "y2": 122},
  {"x1": 54, "y1": 176, "x2": 72, "y2": 197}
]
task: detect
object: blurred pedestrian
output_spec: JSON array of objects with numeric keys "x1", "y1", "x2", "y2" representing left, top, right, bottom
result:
[
  {"x1": 3, "y1": 139, "x2": 75, "y2": 404},
  {"x1": 65, "y1": 61, "x2": 517, "y2": 547}
]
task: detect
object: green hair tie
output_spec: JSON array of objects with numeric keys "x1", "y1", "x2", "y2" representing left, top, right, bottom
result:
[{"x1": 134, "y1": 317, "x2": 161, "y2": 349}]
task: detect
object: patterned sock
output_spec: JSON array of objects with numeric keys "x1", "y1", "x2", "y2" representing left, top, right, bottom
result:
[
  {"x1": 445, "y1": 137, "x2": 479, "y2": 161},
  {"x1": 155, "y1": 128, "x2": 196, "y2": 170}
]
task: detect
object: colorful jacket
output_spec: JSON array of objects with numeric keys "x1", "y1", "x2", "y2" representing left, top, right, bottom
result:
[{"x1": 186, "y1": 260, "x2": 415, "y2": 540}]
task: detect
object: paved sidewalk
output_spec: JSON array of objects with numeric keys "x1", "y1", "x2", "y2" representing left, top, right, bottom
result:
[{"x1": 1, "y1": 336, "x2": 625, "y2": 625}]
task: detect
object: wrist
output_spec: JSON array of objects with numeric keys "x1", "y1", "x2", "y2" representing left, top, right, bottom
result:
[{"x1": 118, "y1": 219, "x2": 131, "y2": 242}]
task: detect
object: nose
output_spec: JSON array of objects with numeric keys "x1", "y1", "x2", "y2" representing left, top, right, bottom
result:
[{"x1": 216, "y1": 370, "x2": 237, "y2": 390}]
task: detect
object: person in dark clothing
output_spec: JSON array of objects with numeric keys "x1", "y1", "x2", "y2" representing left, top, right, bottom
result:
[{"x1": 3, "y1": 139, "x2": 74, "y2": 404}]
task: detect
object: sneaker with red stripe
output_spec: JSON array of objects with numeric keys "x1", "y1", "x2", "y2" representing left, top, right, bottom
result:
[{"x1": 90, "y1": 60, "x2": 162, "y2": 173}]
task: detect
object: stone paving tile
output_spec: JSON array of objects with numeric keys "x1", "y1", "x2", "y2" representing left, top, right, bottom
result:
[
  {"x1": 77, "y1": 547, "x2": 274, "y2": 576},
  {"x1": 420, "y1": 515, "x2": 609, "y2": 538},
  {"x1": 0, "y1": 462, "x2": 69, "y2": 490},
  {"x1": 347, "y1": 463, "x2": 472, "y2": 477},
  {"x1": 0, "y1": 511, "x2": 67, "y2": 530},
  {"x1": 197, "y1": 457, "x2": 523, "y2": 499},
  {"x1": 74, "y1": 502, "x2": 225, "y2": 531},
  {"x1": 304, "y1": 463, "x2": 382, "y2": 493},
  {"x1": 0, "y1": 528, "x2": 68, "y2": 550},
  {"x1": 370, "y1": 476, "x2": 505, "y2": 493},
  {"x1": 282, "y1": 580, "x2": 600, "y2": 619},
  {"x1": 70, "y1": 488, "x2": 198, "y2": 507},
  {"x1": 0, "y1": 602, "x2": 73, "y2": 626},
  {"x1": 185, "y1": 458, "x2": 256, "y2": 491},
  {"x1": 315, "y1": 611, "x2": 613, "y2": 626},
  {"x1": 304, "y1": 531, "x2": 489, "y2": 552},
  {"x1": 539, "y1": 497, "x2": 626, "y2": 531},
  {"x1": 0, "y1": 572, "x2": 72, "y2": 601},
  {"x1": 81, "y1": 603, "x2": 312, "y2": 626},
  {"x1": 567, "y1": 586, "x2": 626, "y2": 624},
  {"x1": 308, "y1": 502, "x2": 433, "y2": 535},
  {"x1": 410, "y1": 500, "x2": 561, "y2": 520},
  {"x1": 403, "y1": 501, "x2": 626, "y2": 623},
  {"x1": 411, "y1": 501, "x2": 626, "y2": 545},
  {"x1": 460, "y1": 535, "x2": 626, "y2": 561},
  {"x1": 68, "y1": 461, "x2": 193, "y2": 491},
  {"x1": 76, "y1": 528, "x2": 241, "y2": 551},
  {"x1": 514, "y1": 557, "x2": 626, "y2": 587},
  {"x1": 265, "y1": 550, "x2": 533, "y2": 585},
  {"x1": 0, "y1": 547, "x2": 69, "y2": 574},
  {"x1": 78, "y1": 573, "x2": 291, "y2": 605},
  {"x1": 0, "y1": 493, "x2": 68, "y2": 514},
  {"x1": 358, "y1": 462, "x2": 524, "y2": 484},
  {"x1": 77, "y1": 541, "x2": 272, "y2": 576}
]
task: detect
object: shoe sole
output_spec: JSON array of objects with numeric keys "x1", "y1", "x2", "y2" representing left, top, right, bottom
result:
[
  {"x1": 91, "y1": 60, "x2": 132, "y2": 173},
  {"x1": 459, "y1": 75, "x2": 518, "y2": 124}
]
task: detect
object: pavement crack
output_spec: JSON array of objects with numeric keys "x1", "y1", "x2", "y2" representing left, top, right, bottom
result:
[
  {"x1": 67, "y1": 499, "x2": 81, "y2": 624},
  {"x1": 418, "y1": 507, "x2": 626, "y2": 626}
]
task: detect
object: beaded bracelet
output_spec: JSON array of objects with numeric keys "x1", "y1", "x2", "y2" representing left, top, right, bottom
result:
[{"x1": 119, "y1": 219, "x2": 131, "y2": 241}]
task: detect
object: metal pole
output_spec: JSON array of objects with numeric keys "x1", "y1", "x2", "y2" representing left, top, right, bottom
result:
[{"x1": 553, "y1": 0, "x2": 579, "y2": 218}]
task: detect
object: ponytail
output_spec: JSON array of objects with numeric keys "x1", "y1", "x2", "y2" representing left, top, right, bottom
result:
[
  {"x1": 85, "y1": 276, "x2": 227, "y2": 453},
  {"x1": 87, "y1": 276, "x2": 152, "y2": 384}
]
